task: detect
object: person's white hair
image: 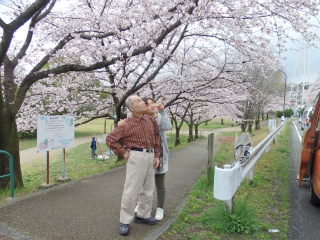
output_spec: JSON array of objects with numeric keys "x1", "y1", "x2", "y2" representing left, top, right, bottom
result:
[{"x1": 125, "y1": 95, "x2": 137, "y2": 108}]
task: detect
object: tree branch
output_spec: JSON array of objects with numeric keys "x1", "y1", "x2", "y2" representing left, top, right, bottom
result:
[
  {"x1": 75, "y1": 113, "x2": 115, "y2": 126},
  {"x1": 0, "y1": 0, "x2": 50, "y2": 65}
]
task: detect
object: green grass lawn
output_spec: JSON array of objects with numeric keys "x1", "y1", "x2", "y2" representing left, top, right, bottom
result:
[
  {"x1": 178, "y1": 118, "x2": 240, "y2": 131},
  {"x1": 160, "y1": 121, "x2": 291, "y2": 239},
  {"x1": 19, "y1": 117, "x2": 225, "y2": 151},
  {"x1": 74, "y1": 118, "x2": 114, "y2": 137},
  {"x1": 0, "y1": 140, "x2": 120, "y2": 202},
  {"x1": 19, "y1": 118, "x2": 114, "y2": 150}
]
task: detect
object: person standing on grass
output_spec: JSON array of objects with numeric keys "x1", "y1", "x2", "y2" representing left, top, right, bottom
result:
[
  {"x1": 119, "y1": 97, "x2": 172, "y2": 221},
  {"x1": 90, "y1": 137, "x2": 97, "y2": 158},
  {"x1": 106, "y1": 95, "x2": 161, "y2": 236}
]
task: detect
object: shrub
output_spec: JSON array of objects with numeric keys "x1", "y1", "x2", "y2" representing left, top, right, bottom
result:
[
  {"x1": 276, "y1": 111, "x2": 283, "y2": 118},
  {"x1": 299, "y1": 107, "x2": 305, "y2": 116},
  {"x1": 284, "y1": 108, "x2": 293, "y2": 117},
  {"x1": 19, "y1": 130, "x2": 37, "y2": 139},
  {"x1": 197, "y1": 196, "x2": 258, "y2": 234}
]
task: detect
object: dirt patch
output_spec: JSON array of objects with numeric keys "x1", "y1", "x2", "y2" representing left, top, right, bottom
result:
[{"x1": 218, "y1": 136, "x2": 235, "y2": 144}]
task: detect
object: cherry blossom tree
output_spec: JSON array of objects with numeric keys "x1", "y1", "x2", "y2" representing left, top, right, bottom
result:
[
  {"x1": 168, "y1": 102, "x2": 190, "y2": 146},
  {"x1": 235, "y1": 57, "x2": 289, "y2": 132},
  {"x1": 0, "y1": 0, "x2": 196, "y2": 188},
  {"x1": 303, "y1": 68, "x2": 320, "y2": 106},
  {"x1": 264, "y1": 96, "x2": 284, "y2": 118},
  {"x1": 1, "y1": 0, "x2": 319, "y2": 189}
]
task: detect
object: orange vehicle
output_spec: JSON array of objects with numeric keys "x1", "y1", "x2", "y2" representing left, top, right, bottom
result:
[{"x1": 299, "y1": 94, "x2": 320, "y2": 206}]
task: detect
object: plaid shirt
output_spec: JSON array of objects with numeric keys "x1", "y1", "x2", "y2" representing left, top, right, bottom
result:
[{"x1": 106, "y1": 114, "x2": 162, "y2": 158}]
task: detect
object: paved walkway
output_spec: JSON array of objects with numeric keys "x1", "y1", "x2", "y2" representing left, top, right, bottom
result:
[
  {"x1": 0, "y1": 121, "x2": 268, "y2": 239},
  {"x1": 1, "y1": 138, "x2": 220, "y2": 240}
]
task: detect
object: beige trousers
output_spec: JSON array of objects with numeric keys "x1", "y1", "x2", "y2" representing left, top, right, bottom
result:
[{"x1": 120, "y1": 150, "x2": 155, "y2": 224}]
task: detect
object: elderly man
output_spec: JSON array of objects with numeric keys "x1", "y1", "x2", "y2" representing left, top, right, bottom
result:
[{"x1": 106, "y1": 95, "x2": 161, "y2": 235}]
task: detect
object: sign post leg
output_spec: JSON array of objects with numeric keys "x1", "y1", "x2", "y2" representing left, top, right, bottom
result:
[
  {"x1": 39, "y1": 151, "x2": 56, "y2": 189},
  {"x1": 57, "y1": 148, "x2": 71, "y2": 182},
  {"x1": 46, "y1": 151, "x2": 49, "y2": 184},
  {"x1": 62, "y1": 148, "x2": 65, "y2": 178}
]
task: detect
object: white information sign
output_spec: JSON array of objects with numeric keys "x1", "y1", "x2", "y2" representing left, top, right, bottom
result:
[
  {"x1": 37, "y1": 115, "x2": 75, "y2": 153},
  {"x1": 268, "y1": 119, "x2": 276, "y2": 130}
]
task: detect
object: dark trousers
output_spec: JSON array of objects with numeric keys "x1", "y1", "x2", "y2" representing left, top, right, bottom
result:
[{"x1": 155, "y1": 173, "x2": 165, "y2": 208}]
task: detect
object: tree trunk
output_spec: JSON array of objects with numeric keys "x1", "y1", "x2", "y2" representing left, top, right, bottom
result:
[
  {"x1": 187, "y1": 123, "x2": 193, "y2": 142},
  {"x1": 240, "y1": 122, "x2": 247, "y2": 132},
  {"x1": 221, "y1": 118, "x2": 224, "y2": 125},
  {"x1": 169, "y1": 112, "x2": 181, "y2": 147},
  {"x1": 267, "y1": 112, "x2": 269, "y2": 120},
  {"x1": 0, "y1": 103, "x2": 24, "y2": 189},
  {"x1": 205, "y1": 120, "x2": 208, "y2": 126},
  {"x1": 261, "y1": 114, "x2": 264, "y2": 121},
  {"x1": 231, "y1": 119, "x2": 233, "y2": 127},
  {"x1": 248, "y1": 121, "x2": 253, "y2": 133},
  {"x1": 194, "y1": 124, "x2": 199, "y2": 139},
  {"x1": 255, "y1": 117, "x2": 260, "y2": 130},
  {"x1": 175, "y1": 127, "x2": 180, "y2": 146}
]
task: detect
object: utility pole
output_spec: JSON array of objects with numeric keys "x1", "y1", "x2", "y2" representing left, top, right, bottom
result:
[{"x1": 278, "y1": 70, "x2": 287, "y2": 118}]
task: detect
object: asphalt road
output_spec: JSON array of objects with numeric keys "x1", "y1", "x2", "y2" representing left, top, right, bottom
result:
[{"x1": 288, "y1": 120, "x2": 320, "y2": 240}]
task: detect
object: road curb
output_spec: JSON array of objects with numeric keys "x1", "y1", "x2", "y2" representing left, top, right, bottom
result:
[
  {"x1": 143, "y1": 194, "x2": 188, "y2": 240},
  {"x1": 0, "y1": 224, "x2": 38, "y2": 240}
]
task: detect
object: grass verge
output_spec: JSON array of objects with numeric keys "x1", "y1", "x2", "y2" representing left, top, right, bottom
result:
[
  {"x1": 0, "y1": 140, "x2": 120, "y2": 202},
  {"x1": 159, "y1": 121, "x2": 291, "y2": 240},
  {"x1": 1, "y1": 132, "x2": 204, "y2": 202}
]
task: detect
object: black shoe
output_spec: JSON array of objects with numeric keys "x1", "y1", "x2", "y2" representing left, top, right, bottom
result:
[
  {"x1": 119, "y1": 223, "x2": 129, "y2": 235},
  {"x1": 134, "y1": 216, "x2": 157, "y2": 225}
]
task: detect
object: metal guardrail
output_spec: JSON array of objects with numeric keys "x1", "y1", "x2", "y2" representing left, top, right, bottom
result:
[
  {"x1": 213, "y1": 119, "x2": 287, "y2": 211},
  {"x1": 0, "y1": 150, "x2": 14, "y2": 198}
]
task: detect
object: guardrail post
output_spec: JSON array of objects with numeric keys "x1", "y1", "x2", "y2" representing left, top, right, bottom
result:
[
  {"x1": 265, "y1": 144, "x2": 270, "y2": 153},
  {"x1": 0, "y1": 150, "x2": 14, "y2": 198},
  {"x1": 223, "y1": 164, "x2": 234, "y2": 213},
  {"x1": 247, "y1": 168, "x2": 254, "y2": 181}
]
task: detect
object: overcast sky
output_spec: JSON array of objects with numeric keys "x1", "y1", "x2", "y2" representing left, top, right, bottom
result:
[
  {"x1": 280, "y1": 39, "x2": 320, "y2": 84},
  {"x1": 279, "y1": 14, "x2": 320, "y2": 85}
]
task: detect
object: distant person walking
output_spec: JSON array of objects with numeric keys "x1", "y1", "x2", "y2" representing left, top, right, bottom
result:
[
  {"x1": 106, "y1": 95, "x2": 161, "y2": 236},
  {"x1": 119, "y1": 97, "x2": 172, "y2": 221}
]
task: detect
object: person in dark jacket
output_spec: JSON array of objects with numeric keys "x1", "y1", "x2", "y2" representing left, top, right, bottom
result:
[{"x1": 90, "y1": 137, "x2": 97, "y2": 158}]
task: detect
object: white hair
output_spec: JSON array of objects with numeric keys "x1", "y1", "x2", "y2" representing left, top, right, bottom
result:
[{"x1": 125, "y1": 95, "x2": 137, "y2": 108}]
